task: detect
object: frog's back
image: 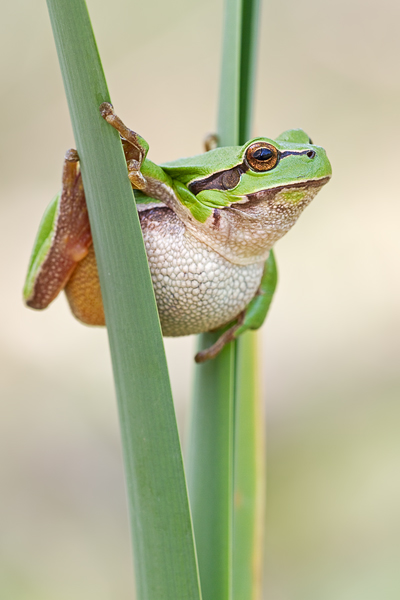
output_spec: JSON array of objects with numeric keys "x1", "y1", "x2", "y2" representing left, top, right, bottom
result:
[{"x1": 159, "y1": 145, "x2": 243, "y2": 185}]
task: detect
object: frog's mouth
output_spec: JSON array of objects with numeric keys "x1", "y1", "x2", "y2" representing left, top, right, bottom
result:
[{"x1": 232, "y1": 175, "x2": 331, "y2": 208}]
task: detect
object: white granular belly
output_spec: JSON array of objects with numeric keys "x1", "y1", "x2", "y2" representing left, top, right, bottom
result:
[{"x1": 140, "y1": 207, "x2": 264, "y2": 336}]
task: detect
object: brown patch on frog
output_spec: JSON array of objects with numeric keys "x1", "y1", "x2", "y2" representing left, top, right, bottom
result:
[
  {"x1": 139, "y1": 206, "x2": 172, "y2": 224},
  {"x1": 212, "y1": 209, "x2": 221, "y2": 229},
  {"x1": 138, "y1": 206, "x2": 185, "y2": 238}
]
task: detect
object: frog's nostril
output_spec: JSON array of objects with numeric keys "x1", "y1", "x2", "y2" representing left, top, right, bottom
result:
[{"x1": 307, "y1": 150, "x2": 316, "y2": 159}]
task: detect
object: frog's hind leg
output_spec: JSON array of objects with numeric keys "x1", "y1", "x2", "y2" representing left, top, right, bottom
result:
[
  {"x1": 64, "y1": 244, "x2": 105, "y2": 326},
  {"x1": 195, "y1": 311, "x2": 246, "y2": 363},
  {"x1": 24, "y1": 150, "x2": 93, "y2": 311}
]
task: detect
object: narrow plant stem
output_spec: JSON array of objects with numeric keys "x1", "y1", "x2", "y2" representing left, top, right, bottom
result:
[
  {"x1": 46, "y1": 2, "x2": 201, "y2": 599},
  {"x1": 233, "y1": 2, "x2": 265, "y2": 599},
  {"x1": 238, "y1": 0, "x2": 261, "y2": 145},
  {"x1": 188, "y1": 1, "x2": 243, "y2": 600},
  {"x1": 187, "y1": 335, "x2": 235, "y2": 600},
  {"x1": 189, "y1": 1, "x2": 264, "y2": 599},
  {"x1": 217, "y1": 0, "x2": 243, "y2": 147},
  {"x1": 233, "y1": 332, "x2": 265, "y2": 600}
]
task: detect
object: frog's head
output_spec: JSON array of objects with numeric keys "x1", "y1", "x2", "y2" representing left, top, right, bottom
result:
[
  {"x1": 163, "y1": 129, "x2": 331, "y2": 265},
  {"x1": 187, "y1": 129, "x2": 331, "y2": 212}
]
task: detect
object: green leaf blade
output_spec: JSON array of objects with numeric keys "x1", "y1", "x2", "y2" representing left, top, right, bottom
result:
[
  {"x1": 46, "y1": 2, "x2": 201, "y2": 599},
  {"x1": 233, "y1": 332, "x2": 265, "y2": 600},
  {"x1": 190, "y1": 1, "x2": 265, "y2": 599},
  {"x1": 188, "y1": 335, "x2": 235, "y2": 600},
  {"x1": 233, "y1": 3, "x2": 265, "y2": 600}
]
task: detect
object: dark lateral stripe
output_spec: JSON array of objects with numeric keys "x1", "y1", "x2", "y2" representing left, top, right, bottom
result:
[
  {"x1": 188, "y1": 148, "x2": 318, "y2": 196},
  {"x1": 188, "y1": 163, "x2": 249, "y2": 195},
  {"x1": 279, "y1": 149, "x2": 313, "y2": 159}
]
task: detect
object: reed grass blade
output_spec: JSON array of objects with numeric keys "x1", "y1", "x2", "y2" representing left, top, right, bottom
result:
[
  {"x1": 188, "y1": 1, "x2": 243, "y2": 600},
  {"x1": 189, "y1": 1, "x2": 265, "y2": 599},
  {"x1": 46, "y1": 2, "x2": 201, "y2": 598}
]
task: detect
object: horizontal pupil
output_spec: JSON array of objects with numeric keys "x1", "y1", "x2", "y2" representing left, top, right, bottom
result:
[{"x1": 253, "y1": 148, "x2": 273, "y2": 161}]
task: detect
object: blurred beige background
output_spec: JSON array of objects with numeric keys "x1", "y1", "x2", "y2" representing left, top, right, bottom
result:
[{"x1": 1, "y1": 0, "x2": 400, "y2": 598}]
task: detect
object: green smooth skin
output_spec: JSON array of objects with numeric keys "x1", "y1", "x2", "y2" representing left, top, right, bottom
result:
[
  {"x1": 25, "y1": 128, "x2": 331, "y2": 338},
  {"x1": 23, "y1": 192, "x2": 60, "y2": 300},
  {"x1": 127, "y1": 128, "x2": 331, "y2": 221},
  {"x1": 234, "y1": 249, "x2": 278, "y2": 337},
  {"x1": 161, "y1": 129, "x2": 331, "y2": 205}
]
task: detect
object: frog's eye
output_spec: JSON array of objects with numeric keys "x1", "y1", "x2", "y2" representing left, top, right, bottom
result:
[{"x1": 245, "y1": 142, "x2": 279, "y2": 172}]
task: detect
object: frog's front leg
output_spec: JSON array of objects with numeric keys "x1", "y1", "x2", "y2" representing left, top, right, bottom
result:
[
  {"x1": 195, "y1": 251, "x2": 278, "y2": 363},
  {"x1": 100, "y1": 102, "x2": 149, "y2": 191}
]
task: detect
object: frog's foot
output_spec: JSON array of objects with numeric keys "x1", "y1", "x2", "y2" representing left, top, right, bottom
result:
[
  {"x1": 194, "y1": 311, "x2": 245, "y2": 363},
  {"x1": 204, "y1": 133, "x2": 219, "y2": 152},
  {"x1": 65, "y1": 148, "x2": 79, "y2": 163},
  {"x1": 24, "y1": 150, "x2": 92, "y2": 310},
  {"x1": 99, "y1": 102, "x2": 149, "y2": 190}
]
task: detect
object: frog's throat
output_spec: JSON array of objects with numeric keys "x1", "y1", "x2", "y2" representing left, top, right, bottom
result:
[
  {"x1": 141, "y1": 175, "x2": 330, "y2": 267},
  {"x1": 187, "y1": 176, "x2": 331, "y2": 266}
]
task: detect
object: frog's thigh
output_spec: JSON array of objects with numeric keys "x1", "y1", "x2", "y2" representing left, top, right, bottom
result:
[{"x1": 64, "y1": 245, "x2": 105, "y2": 326}]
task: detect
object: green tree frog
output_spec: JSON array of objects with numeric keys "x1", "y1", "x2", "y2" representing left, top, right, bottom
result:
[{"x1": 23, "y1": 103, "x2": 331, "y2": 361}]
